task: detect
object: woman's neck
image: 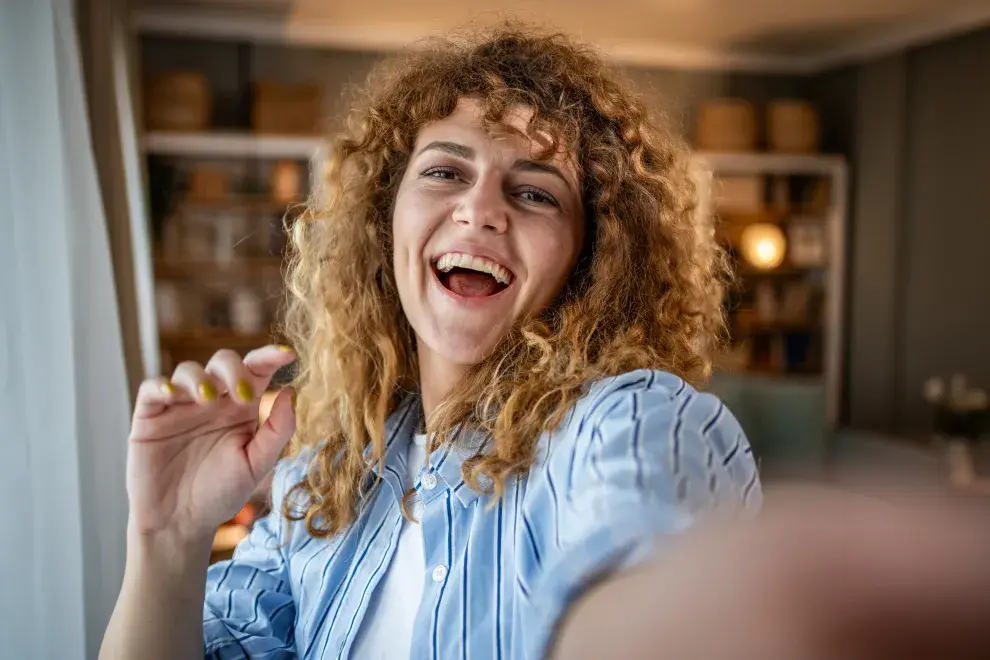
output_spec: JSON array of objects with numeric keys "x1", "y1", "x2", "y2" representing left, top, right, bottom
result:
[{"x1": 416, "y1": 339, "x2": 469, "y2": 422}]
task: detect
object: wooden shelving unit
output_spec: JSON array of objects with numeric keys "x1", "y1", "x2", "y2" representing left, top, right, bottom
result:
[
  {"x1": 133, "y1": 26, "x2": 323, "y2": 564},
  {"x1": 735, "y1": 320, "x2": 822, "y2": 336},
  {"x1": 691, "y1": 151, "x2": 848, "y2": 427},
  {"x1": 177, "y1": 195, "x2": 301, "y2": 214},
  {"x1": 155, "y1": 257, "x2": 284, "y2": 279},
  {"x1": 738, "y1": 266, "x2": 823, "y2": 279},
  {"x1": 159, "y1": 330, "x2": 276, "y2": 349},
  {"x1": 693, "y1": 151, "x2": 845, "y2": 175},
  {"x1": 143, "y1": 131, "x2": 322, "y2": 160},
  {"x1": 146, "y1": 134, "x2": 309, "y2": 376}
]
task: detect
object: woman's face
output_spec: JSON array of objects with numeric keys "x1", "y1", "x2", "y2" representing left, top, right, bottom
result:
[{"x1": 392, "y1": 98, "x2": 585, "y2": 366}]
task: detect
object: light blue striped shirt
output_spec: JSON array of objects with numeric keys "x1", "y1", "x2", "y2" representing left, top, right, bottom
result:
[{"x1": 203, "y1": 369, "x2": 761, "y2": 659}]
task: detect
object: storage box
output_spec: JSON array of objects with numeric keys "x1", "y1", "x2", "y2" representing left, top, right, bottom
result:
[
  {"x1": 252, "y1": 81, "x2": 322, "y2": 135},
  {"x1": 787, "y1": 218, "x2": 827, "y2": 267},
  {"x1": 696, "y1": 99, "x2": 757, "y2": 152},
  {"x1": 767, "y1": 100, "x2": 820, "y2": 154},
  {"x1": 714, "y1": 175, "x2": 764, "y2": 215},
  {"x1": 270, "y1": 160, "x2": 304, "y2": 203},
  {"x1": 187, "y1": 168, "x2": 229, "y2": 202},
  {"x1": 145, "y1": 72, "x2": 211, "y2": 132}
]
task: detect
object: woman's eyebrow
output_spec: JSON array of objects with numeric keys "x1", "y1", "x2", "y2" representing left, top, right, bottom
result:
[
  {"x1": 512, "y1": 158, "x2": 570, "y2": 188},
  {"x1": 417, "y1": 140, "x2": 474, "y2": 159}
]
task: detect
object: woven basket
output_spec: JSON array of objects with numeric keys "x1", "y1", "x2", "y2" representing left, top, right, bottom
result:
[
  {"x1": 252, "y1": 81, "x2": 322, "y2": 135},
  {"x1": 696, "y1": 99, "x2": 757, "y2": 152},
  {"x1": 145, "y1": 72, "x2": 211, "y2": 132},
  {"x1": 767, "y1": 100, "x2": 820, "y2": 154}
]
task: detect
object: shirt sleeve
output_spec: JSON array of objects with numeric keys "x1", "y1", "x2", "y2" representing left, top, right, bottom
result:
[
  {"x1": 203, "y1": 460, "x2": 301, "y2": 659},
  {"x1": 528, "y1": 372, "x2": 762, "y2": 658}
]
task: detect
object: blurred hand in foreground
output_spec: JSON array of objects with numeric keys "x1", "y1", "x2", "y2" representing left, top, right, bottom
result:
[{"x1": 556, "y1": 485, "x2": 990, "y2": 659}]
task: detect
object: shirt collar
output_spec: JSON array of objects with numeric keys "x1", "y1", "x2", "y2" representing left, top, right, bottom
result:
[
  {"x1": 429, "y1": 428, "x2": 491, "y2": 508},
  {"x1": 364, "y1": 392, "x2": 490, "y2": 508}
]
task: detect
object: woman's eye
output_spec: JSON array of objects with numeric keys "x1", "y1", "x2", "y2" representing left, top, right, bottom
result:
[
  {"x1": 422, "y1": 166, "x2": 459, "y2": 180},
  {"x1": 518, "y1": 187, "x2": 558, "y2": 207}
]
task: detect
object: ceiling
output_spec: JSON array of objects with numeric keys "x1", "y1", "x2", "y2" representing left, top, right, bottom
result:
[{"x1": 135, "y1": 0, "x2": 990, "y2": 72}]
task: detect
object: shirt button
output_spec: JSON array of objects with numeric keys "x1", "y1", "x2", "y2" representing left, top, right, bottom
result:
[
  {"x1": 432, "y1": 564, "x2": 448, "y2": 582},
  {"x1": 421, "y1": 473, "x2": 438, "y2": 491}
]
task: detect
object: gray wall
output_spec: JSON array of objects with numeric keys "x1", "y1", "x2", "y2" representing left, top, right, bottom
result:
[
  {"x1": 849, "y1": 56, "x2": 906, "y2": 433},
  {"x1": 900, "y1": 29, "x2": 990, "y2": 433},
  {"x1": 814, "y1": 27, "x2": 990, "y2": 436}
]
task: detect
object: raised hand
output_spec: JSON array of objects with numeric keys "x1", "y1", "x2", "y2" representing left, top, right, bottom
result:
[{"x1": 126, "y1": 344, "x2": 298, "y2": 544}]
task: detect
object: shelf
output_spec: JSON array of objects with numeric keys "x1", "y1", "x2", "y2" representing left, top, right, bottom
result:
[
  {"x1": 179, "y1": 196, "x2": 301, "y2": 215},
  {"x1": 737, "y1": 266, "x2": 824, "y2": 278},
  {"x1": 155, "y1": 257, "x2": 284, "y2": 279},
  {"x1": 740, "y1": 364, "x2": 824, "y2": 378},
  {"x1": 735, "y1": 320, "x2": 821, "y2": 336},
  {"x1": 692, "y1": 151, "x2": 846, "y2": 175},
  {"x1": 160, "y1": 330, "x2": 276, "y2": 349},
  {"x1": 716, "y1": 208, "x2": 788, "y2": 223},
  {"x1": 712, "y1": 370, "x2": 824, "y2": 384},
  {"x1": 143, "y1": 131, "x2": 322, "y2": 159}
]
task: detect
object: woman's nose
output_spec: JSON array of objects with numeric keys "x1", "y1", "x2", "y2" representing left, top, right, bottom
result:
[{"x1": 451, "y1": 176, "x2": 509, "y2": 233}]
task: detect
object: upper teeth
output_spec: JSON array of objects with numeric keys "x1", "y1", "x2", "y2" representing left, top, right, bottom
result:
[{"x1": 435, "y1": 253, "x2": 512, "y2": 285}]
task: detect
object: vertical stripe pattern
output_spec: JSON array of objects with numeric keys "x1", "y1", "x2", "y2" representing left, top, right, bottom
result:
[{"x1": 203, "y1": 370, "x2": 761, "y2": 659}]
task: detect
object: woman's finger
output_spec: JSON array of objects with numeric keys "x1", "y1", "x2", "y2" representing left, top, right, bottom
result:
[
  {"x1": 171, "y1": 360, "x2": 222, "y2": 405},
  {"x1": 205, "y1": 349, "x2": 258, "y2": 405},
  {"x1": 246, "y1": 387, "x2": 296, "y2": 481},
  {"x1": 132, "y1": 376, "x2": 193, "y2": 421},
  {"x1": 242, "y1": 344, "x2": 297, "y2": 386}
]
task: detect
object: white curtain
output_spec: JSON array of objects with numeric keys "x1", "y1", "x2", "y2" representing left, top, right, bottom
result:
[{"x1": 0, "y1": 0, "x2": 133, "y2": 657}]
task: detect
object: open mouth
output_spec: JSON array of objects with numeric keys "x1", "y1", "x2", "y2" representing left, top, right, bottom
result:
[{"x1": 433, "y1": 253, "x2": 513, "y2": 299}]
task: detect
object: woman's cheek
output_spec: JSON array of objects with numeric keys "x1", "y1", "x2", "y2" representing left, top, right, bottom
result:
[{"x1": 536, "y1": 224, "x2": 581, "y2": 275}]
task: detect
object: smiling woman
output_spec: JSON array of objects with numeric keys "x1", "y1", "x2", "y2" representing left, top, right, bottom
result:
[
  {"x1": 101, "y1": 23, "x2": 758, "y2": 660},
  {"x1": 392, "y1": 99, "x2": 586, "y2": 378}
]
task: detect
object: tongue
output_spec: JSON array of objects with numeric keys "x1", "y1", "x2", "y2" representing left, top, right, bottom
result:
[{"x1": 446, "y1": 271, "x2": 501, "y2": 297}]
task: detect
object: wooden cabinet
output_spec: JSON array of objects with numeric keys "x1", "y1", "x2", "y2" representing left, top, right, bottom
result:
[{"x1": 692, "y1": 151, "x2": 848, "y2": 427}]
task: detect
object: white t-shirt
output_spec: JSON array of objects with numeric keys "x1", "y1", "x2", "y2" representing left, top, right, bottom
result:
[{"x1": 349, "y1": 433, "x2": 428, "y2": 658}]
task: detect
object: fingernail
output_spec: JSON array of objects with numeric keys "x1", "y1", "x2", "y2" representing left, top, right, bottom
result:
[
  {"x1": 236, "y1": 379, "x2": 255, "y2": 402},
  {"x1": 199, "y1": 381, "x2": 218, "y2": 401},
  {"x1": 160, "y1": 382, "x2": 175, "y2": 396},
  {"x1": 276, "y1": 344, "x2": 294, "y2": 352}
]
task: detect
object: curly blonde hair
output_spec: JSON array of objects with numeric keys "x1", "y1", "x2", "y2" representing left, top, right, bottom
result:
[{"x1": 281, "y1": 24, "x2": 728, "y2": 538}]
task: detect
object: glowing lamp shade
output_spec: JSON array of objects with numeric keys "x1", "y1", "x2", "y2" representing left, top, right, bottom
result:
[{"x1": 740, "y1": 223, "x2": 786, "y2": 270}]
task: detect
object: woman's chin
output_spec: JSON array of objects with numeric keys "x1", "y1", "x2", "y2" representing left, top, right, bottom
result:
[
  {"x1": 422, "y1": 330, "x2": 503, "y2": 368},
  {"x1": 440, "y1": 342, "x2": 495, "y2": 367}
]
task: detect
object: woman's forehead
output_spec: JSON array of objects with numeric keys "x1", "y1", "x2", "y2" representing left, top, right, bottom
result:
[{"x1": 413, "y1": 98, "x2": 580, "y2": 176}]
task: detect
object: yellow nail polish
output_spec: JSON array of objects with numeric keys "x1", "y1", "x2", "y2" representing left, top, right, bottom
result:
[
  {"x1": 160, "y1": 382, "x2": 175, "y2": 395},
  {"x1": 276, "y1": 344, "x2": 294, "y2": 352},
  {"x1": 199, "y1": 381, "x2": 218, "y2": 401},
  {"x1": 236, "y1": 379, "x2": 255, "y2": 402}
]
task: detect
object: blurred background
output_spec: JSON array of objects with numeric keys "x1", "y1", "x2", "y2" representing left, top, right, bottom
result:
[{"x1": 3, "y1": 0, "x2": 990, "y2": 657}]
